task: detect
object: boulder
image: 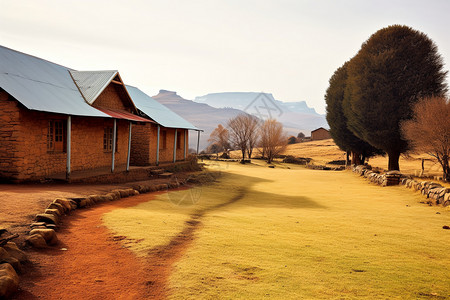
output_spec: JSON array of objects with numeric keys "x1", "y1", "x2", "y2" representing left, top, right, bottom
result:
[
  {"x1": 2, "y1": 242, "x2": 28, "y2": 264},
  {"x1": 44, "y1": 208, "x2": 61, "y2": 217},
  {"x1": 29, "y1": 229, "x2": 58, "y2": 245},
  {"x1": 47, "y1": 202, "x2": 65, "y2": 215},
  {"x1": 0, "y1": 263, "x2": 19, "y2": 298},
  {"x1": 110, "y1": 190, "x2": 122, "y2": 200},
  {"x1": 35, "y1": 213, "x2": 58, "y2": 225},
  {"x1": 0, "y1": 248, "x2": 20, "y2": 273},
  {"x1": 0, "y1": 228, "x2": 7, "y2": 237},
  {"x1": 53, "y1": 198, "x2": 72, "y2": 212},
  {"x1": 25, "y1": 234, "x2": 48, "y2": 248}
]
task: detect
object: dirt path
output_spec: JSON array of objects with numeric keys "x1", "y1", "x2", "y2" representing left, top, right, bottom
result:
[
  {"x1": 13, "y1": 186, "x2": 246, "y2": 299},
  {"x1": 13, "y1": 193, "x2": 163, "y2": 300}
]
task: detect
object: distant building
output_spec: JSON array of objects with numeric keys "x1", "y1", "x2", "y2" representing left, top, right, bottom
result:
[{"x1": 311, "y1": 127, "x2": 331, "y2": 141}]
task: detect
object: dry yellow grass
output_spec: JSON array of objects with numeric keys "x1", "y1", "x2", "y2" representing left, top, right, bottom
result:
[
  {"x1": 103, "y1": 161, "x2": 450, "y2": 299},
  {"x1": 231, "y1": 139, "x2": 444, "y2": 178}
]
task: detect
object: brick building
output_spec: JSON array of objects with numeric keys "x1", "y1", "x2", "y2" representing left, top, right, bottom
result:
[
  {"x1": 126, "y1": 86, "x2": 199, "y2": 166},
  {"x1": 311, "y1": 127, "x2": 331, "y2": 141},
  {"x1": 0, "y1": 45, "x2": 198, "y2": 181}
]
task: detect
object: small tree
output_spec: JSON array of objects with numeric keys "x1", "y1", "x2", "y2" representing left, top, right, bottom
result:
[
  {"x1": 401, "y1": 96, "x2": 450, "y2": 181},
  {"x1": 259, "y1": 119, "x2": 287, "y2": 163},
  {"x1": 287, "y1": 136, "x2": 297, "y2": 144},
  {"x1": 208, "y1": 124, "x2": 230, "y2": 153},
  {"x1": 297, "y1": 132, "x2": 305, "y2": 139},
  {"x1": 227, "y1": 114, "x2": 260, "y2": 162}
]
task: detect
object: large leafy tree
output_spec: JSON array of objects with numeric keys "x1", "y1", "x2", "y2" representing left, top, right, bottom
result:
[
  {"x1": 344, "y1": 25, "x2": 447, "y2": 170},
  {"x1": 325, "y1": 61, "x2": 382, "y2": 164}
]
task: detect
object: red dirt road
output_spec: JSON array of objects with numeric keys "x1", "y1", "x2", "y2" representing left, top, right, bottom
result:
[{"x1": 13, "y1": 193, "x2": 166, "y2": 300}]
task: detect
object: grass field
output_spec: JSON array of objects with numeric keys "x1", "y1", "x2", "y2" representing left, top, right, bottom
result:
[
  {"x1": 231, "y1": 139, "x2": 445, "y2": 178},
  {"x1": 103, "y1": 161, "x2": 450, "y2": 299}
]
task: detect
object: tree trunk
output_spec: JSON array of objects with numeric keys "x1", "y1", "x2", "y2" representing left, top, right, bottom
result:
[
  {"x1": 346, "y1": 151, "x2": 351, "y2": 166},
  {"x1": 351, "y1": 152, "x2": 362, "y2": 165},
  {"x1": 388, "y1": 151, "x2": 400, "y2": 171},
  {"x1": 442, "y1": 156, "x2": 449, "y2": 182},
  {"x1": 241, "y1": 148, "x2": 245, "y2": 163}
]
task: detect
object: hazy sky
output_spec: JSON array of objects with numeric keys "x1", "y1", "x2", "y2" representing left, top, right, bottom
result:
[{"x1": 1, "y1": 0, "x2": 449, "y2": 114}]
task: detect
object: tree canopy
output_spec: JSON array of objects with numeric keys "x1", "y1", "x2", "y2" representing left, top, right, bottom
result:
[
  {"x1": 325, "y1": 61, "x2": 382, "y2": 164},
  {"x1": 344, "y1": 25, "x2": 448, "y2": 170}
]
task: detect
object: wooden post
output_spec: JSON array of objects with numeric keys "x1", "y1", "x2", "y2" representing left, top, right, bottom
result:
[
  {"x1": 184, "y1": 129, "x2": 187, "y2": 160},
  {"x1": 126, "y1": 121, "x2": 132, "y2": 171},
  {"x1": 173, "y1": 129, "x2": 177, "y2": 163},
  {"x1": 156, "y1": 125, "x2": 160, "y2": 166},
  {"x1": 196, "y1": 130, "x2": 200, "y2": 154},
  {"x1": 66, "y1": 115, "x2": 71, "y2": 181},
  {"x1": 111, "y1": 119, "x2": 117, "y2": 172}
]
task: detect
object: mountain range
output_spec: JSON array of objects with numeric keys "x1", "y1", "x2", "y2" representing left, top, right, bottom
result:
[{"x1": 152, "y1": 90, "x2": 328, "y2": 151}]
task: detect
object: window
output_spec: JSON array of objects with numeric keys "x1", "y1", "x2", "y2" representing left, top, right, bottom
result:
[
  {"x1": 47, "y1": 120, "x2": 66, "y2": 152},
  {"x1": 104, "y1": 127, "x2": 118, "y2": 152},
  {"x1": 160, "y1": 130, "x2": 167, "y2": 150}
]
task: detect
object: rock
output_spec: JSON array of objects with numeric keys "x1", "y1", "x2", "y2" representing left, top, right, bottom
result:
[
  {"x1": 2, "y1": 242, "x2": 28, "y2": 264},
  {"x1": 47, "y1": 202, "x2": 65, "y2": 215},
  {"x1": 0, "y1": 228, "x2": 7, "y2": 237},
  {"x1": 68, "y1": 200, "x2": 78, "y2": 210},
  {"x1": 35, "y1": 213, "x2": 58, "y2": 225},
  {"x1": 44, "y1": 208, "x2": 61, "y2": 217},
  {"x1": 25, "y1": 234, "x2": 48, "y2": 248},
  {"x1": 54, "y1": 198, "x2": 72, "y2": 212},
  {"x1": 0, "y1": 263, "x2": 19, "y2": 298},
  {"x1": 29, "y1": 229, "x2": 58, "y2": 245},
  {"x1": 30, "y1": 222, "x2": 46, "y2": 228},
  {"x1": 110, "y1": 190, "x2": 122, "y2": 200}
]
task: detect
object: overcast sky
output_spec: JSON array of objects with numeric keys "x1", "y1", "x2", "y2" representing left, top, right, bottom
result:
[{"x1": 1, "y1": 0, "x2": 449, "y2": 114}]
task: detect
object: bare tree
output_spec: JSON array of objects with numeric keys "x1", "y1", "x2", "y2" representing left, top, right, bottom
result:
[
  {"x1": 227, "y1": 114, "x2": 260, "y2": 162},
  {"x1": 259, "y1": 119, "x2": 288, "y2": 164},
  {"x1": 246, "y1": 116, "x2": 261, "y2": 159},
  {"x1": 401, "y1": 96, "x2": 450, "y2": 181},
  {"x1": 208, "y1": 124, "x2": 230, "y2": 153}
]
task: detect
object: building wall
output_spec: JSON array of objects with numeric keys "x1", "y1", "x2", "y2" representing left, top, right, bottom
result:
[
  {"x1": 130, "y1": 125, "x2": 189, "y2": 166},
  {"x1": 92, "y1": 84, "x2": 127, "y2": 111},
  {"x1": 0, "y1": 90, "x2": 131, "y2": 181},
  {"x1": 0, "y1": 90, "x2": 21, "y2": 179},
  {"x1": 311, "y1": 128, "x2": 331, "y2": 141}
]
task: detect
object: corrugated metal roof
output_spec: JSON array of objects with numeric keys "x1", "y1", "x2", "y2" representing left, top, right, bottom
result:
[
  {"x1": 0, "y1": 45, "x2": 110, "y2": 117},
  {"x1": 126, "y1": 85, "x2": 200, "y2": 131},
  {"x1": 96, "y1": 107, "x2": 155, "y2": 123},
  {"x1": 69, "y1": 70, "x2": 118, "y2": 104}
]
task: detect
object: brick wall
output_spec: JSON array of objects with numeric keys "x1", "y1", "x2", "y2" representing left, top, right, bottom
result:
[
  {"x1": 0, "y1": 91, "x2": 21, "y2": 179},
  {"x1": 130, "y1": 123, "x2": 151, "y2": 166},
  {"x1": 130, "y1": 125, "x2": 189, "y2": 166},
  {"x1": 92, "y1": 84, "x2": 129, "y2": 111},
  {"x1": 0, "y1": 92, "x2": 131, "y2": 181},
  {"x1": 311, "y1": 128, "x2": 331, "y2": 141}
]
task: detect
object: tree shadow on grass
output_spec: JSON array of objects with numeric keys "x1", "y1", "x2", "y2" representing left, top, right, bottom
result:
[{"x1": 197, "y1": 171, "x2": 327, "y2": 210}]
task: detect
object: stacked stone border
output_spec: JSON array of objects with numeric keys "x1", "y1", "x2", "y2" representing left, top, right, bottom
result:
[
  {"x1": 0, "y1": 171, "x2": 218, "y2": 299},
  {"x1": 353, "y1": 165, "x2": 450, "y2": 207}
]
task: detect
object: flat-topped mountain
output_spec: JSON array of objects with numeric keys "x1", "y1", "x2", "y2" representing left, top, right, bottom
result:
[{"x1": 152, "y1": 90, "x2": 328, "y2": 151}]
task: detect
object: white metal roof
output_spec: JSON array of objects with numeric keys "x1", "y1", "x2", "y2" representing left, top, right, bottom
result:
[
  {"x1": 126, "y1": 85, "x2": 200, "y2": 131},
  {"x1": 0, "y1": 45, "x2": 109, "y2": 117},
  {"x1": 69, "y1": 70, "x2": 118, "y2": 104}
]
